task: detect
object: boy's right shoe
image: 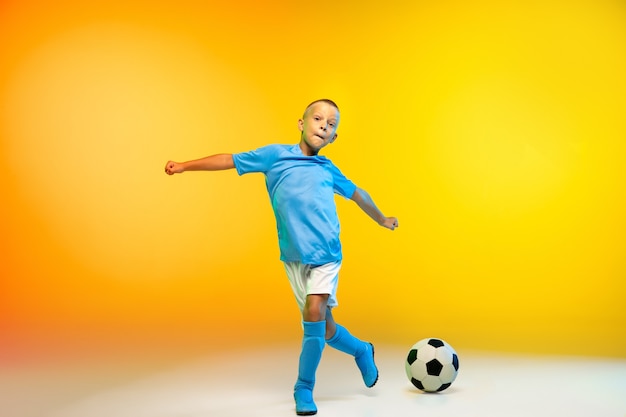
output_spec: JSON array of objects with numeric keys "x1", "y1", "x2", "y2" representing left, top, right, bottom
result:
[
  {"x1": 355, "y1": 342, "x2": 379, "y2": 388},
  {"x1": 294, "y1": 387, "x2": 317, "y2": 416}
]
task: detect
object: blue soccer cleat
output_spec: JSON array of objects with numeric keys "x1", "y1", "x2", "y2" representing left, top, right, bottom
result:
[
  {"x1": 355, "y1": 342, "x2": 379, "y2": 388},
  {"x1": 294, "y1": 387, "x2": 317, "y2": 416}
]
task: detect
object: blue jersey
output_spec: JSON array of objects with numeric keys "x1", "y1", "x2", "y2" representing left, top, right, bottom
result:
[{"x1": 233, "y1": 144, "x2": 357, "y2": 265}]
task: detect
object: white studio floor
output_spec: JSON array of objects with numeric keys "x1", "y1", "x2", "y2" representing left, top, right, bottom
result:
[{"x1": 2, "y1": 344, "x2": 625, "y2": 417}]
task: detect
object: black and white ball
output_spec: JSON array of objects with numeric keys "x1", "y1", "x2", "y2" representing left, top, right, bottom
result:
[{"x1": 405, "y1": 338, "x2": 459, "y2": 392}]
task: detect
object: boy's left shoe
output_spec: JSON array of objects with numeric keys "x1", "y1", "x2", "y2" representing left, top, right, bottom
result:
[{"x1": 355, "y1": 342, "x2": 378, "y2": 388}]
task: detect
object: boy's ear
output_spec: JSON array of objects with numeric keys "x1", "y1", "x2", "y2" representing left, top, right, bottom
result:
[
  {"x1": 298, "y1": 119, "x2": 304, "y2": 131},
  {"x1": 330, "y1": 133, "x2": 338, "y2": 143}
]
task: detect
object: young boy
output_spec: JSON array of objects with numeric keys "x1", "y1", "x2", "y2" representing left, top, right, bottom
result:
[{"x1": 164, "y1": 99, "x2": 398, "y2": 415}]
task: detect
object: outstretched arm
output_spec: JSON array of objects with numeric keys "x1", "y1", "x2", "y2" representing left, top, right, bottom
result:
[
  {"x1": 350, "y1": 187, "x2": 398, "y2": 231},
  {"x1": 164, "y1": 154, "x2": 235, "y2": 175}
]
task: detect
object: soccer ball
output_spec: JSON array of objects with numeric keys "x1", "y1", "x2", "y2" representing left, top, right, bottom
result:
[{"x1": 405, "y1": 338, "x2": 459, "y2": 392}]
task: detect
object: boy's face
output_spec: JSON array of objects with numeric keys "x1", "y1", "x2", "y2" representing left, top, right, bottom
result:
[{"x1": 298, "y1": 101, "x2": 340, "y2": 156}]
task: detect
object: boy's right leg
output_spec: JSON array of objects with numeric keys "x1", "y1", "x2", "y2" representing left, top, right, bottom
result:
[
  {"x1": 294, "y1": 320, "x2": 326, "y2": 416},
  {"x1": 294, "y1": 294, "x2": 329, "y2": 416}
]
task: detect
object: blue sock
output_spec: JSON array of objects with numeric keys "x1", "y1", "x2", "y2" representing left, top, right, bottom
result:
[
  {"x1": 326, "y1": 324, "x2": 365, "y2": 356},
  {"x1": 295, "y1": 320, "x2": 326, "y2": 391},
  {"x1": 326, "y1": 324, "x2": 378, "y2": 388},
  {"x1": 294, "y1": 321, "x2": 326, "y2": 415}
]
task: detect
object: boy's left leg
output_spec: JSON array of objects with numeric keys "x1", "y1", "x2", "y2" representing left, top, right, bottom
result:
[{"x1": 325, "y1": 308, "x2": 379, "y2": 388}]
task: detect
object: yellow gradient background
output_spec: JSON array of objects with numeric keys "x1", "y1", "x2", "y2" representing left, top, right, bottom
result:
[{"x1": 1, "y1": 0, "x2": 625, "y2": 362}]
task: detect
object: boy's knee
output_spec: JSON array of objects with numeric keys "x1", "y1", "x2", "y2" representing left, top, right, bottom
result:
[
  {"x1": 303, "y1": 294, "x2": 329, "y2": 322},
  {"x1": 302, "y1": 306, "x2": 325, "y2": 322}
]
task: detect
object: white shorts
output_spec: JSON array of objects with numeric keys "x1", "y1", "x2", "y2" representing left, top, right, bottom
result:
[{"x1": 283, "y1": 261, "x2": 341, "y2": 312}]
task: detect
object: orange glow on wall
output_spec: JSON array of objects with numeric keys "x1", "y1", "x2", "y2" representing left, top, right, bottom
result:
[{"x1": 2, "y1": 0, "x2": 625, "y2": 362}]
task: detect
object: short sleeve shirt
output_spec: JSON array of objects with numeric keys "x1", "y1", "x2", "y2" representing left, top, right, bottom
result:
[{"x1": 232, "y1": 144, "x2": 357, "y2": 265}]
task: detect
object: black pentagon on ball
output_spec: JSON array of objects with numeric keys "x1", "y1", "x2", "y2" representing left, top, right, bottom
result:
[
  {"x1": 427, "y1": 338, "x2": 445, "y2": 348},
  {"x1": 437, "y1": 382, "x2": 452, "y2": 392},
  {"x1": 407, "y1": 349, "x2": 418, "y2": 365},
  {"x1": 452, "y1": 353, "x2": 459, "y2": 371},
  {"x1": 426, "y1": 359, "x2": 443, "y2": 376},
  {"x1": 410, "y1": 378, "x2": 425, "y2": 390}
]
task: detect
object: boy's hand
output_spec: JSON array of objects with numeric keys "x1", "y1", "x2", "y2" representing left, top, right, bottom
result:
[
  {"x1": 164, "y1": 161, "x2": 184, "y2": 175},
  {"x1": 382, "y1": 217, "x2": 399, "y2": 231}
]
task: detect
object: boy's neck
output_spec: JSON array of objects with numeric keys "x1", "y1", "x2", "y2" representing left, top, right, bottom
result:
[{"x1": 298, "y1": 141, "x2": 320, "y2": 157}]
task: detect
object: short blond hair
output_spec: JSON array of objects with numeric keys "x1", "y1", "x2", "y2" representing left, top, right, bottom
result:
[{"x1": 303, "y1": 99, "x2": 339, "y2": 117}]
